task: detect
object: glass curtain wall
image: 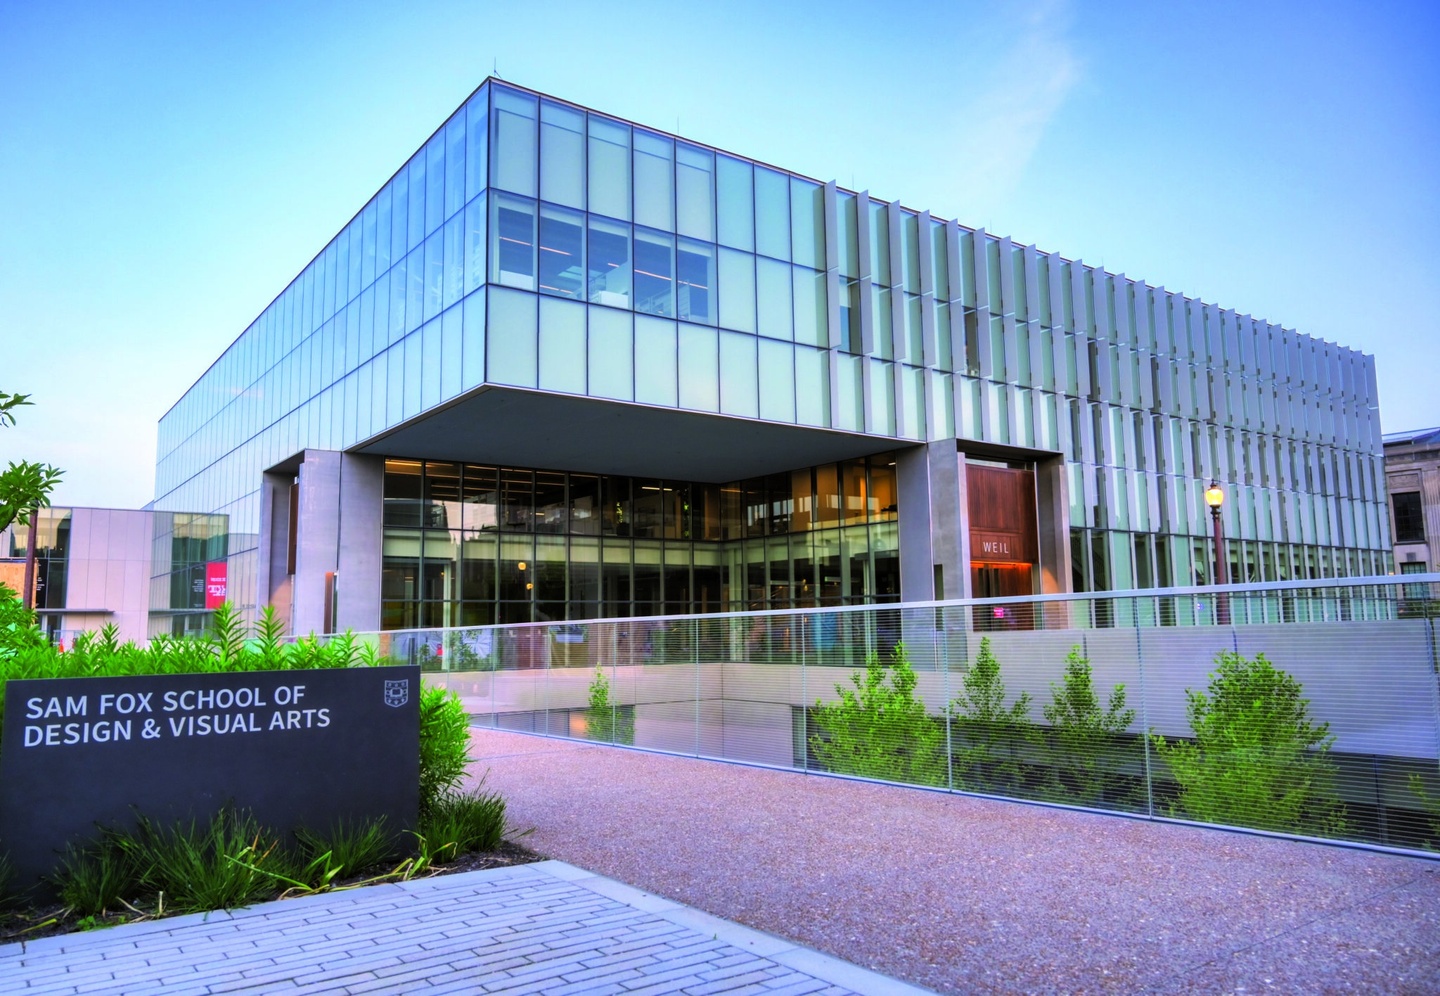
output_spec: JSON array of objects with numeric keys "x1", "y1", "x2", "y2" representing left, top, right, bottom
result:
[
  {"x1": 148, "y1": 512, "x2": 230, "y2": 636},
  {"x1": 2, "y1": 509, "x2": 71, "y2": 610},
  {"x1": 379, "y1": 455, "x2": 899, "y2": 628},
  {"x1": 153, "y1": 79, "x2": 1390, "y2": 629}
]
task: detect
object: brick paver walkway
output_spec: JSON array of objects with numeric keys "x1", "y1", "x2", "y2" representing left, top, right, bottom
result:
[{"x1": 2, "y1": 860, "x2": 931, "y2": 995}]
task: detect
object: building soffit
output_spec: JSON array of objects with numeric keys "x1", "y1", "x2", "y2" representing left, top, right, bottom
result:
[{"x1": 347, "y1": 387, "x2": 905, "y2": 483}]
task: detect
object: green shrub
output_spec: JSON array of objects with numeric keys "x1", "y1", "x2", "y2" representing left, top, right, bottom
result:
[
  {"x1": 1043, "y1": 646, "x2": 1135, "y2": 806},
  {"x1": 809, "y1": 642, "x2": 945, "y2": 786},
  {"x1": 53, "y1": 830, "x2": 142, "y2": 916},
  {"x1": 586, "y1": 665, "x2": 634, "y2": 745},
  {"x1": 291, "y1": 819, "x2": 398, "y2": 889},
  {"x1": 417, "y1": 783, "x2": 508, "y2": 863},
  {"x1": 419, "y1": 686, "x2": 473, "y2": 818},
  {"x1": 949, "y1": 637, "x2": 1038, "y2": 793},
  {"x1": 1152, "y1": 651, "x2": 1345, "y2": 835},
  {"x1": 128, "y1": 808, "x2": 294, "y2": 913}
]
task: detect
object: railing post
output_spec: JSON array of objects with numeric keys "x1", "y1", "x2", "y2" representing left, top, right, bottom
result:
[{"x1": 1134, "y1": 612, "x2": 1155, "y2": 820}]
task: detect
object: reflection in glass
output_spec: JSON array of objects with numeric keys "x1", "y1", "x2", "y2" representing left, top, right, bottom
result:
[
  {"x1": 588, "y1": 217, "x2": 631, "y2": 307},
  {"x1": 538, "y1": 204, "x2": 584, "y2": 299},
  {"x1": 677, "y1": 240, "x2": 715, "y2": 325},
  {"x1": 634, "y1": 228, "x2": 674, "y2": 317},
  {"x1": 492, "y1": 194, "x2": 536, "y2": 290}
]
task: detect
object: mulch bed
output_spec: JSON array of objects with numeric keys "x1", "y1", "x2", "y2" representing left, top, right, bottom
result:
[{"x1": 0, "y1": 839, "x2": 545, "y2": 945}]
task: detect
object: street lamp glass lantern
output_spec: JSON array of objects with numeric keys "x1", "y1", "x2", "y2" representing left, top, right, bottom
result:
[{"x1": 1204, "y1": 482, "x2": 1225, "y2": 510}]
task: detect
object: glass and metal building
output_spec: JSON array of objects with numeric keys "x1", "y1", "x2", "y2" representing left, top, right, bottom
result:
[
  {"x1": 0, "y1": 507, "x2": 227, "y2": 643},
  {"x1": 152, "y1": 79, "x2": 1393, "y2": 635}
]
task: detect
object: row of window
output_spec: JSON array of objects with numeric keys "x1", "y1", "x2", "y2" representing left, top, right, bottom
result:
[{"x1": 158, "y1": 82, "x2": 1374, "y2": 488}]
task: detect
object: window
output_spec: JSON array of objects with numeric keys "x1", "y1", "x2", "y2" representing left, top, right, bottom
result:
[{"x1": 1394, "y1": 491, "x2": 1424, "y2": 542}]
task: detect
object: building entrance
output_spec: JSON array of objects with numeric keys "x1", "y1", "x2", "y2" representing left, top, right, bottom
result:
[{"x1": 966, "y1": 461, "x2": 1039, "y2": 629}]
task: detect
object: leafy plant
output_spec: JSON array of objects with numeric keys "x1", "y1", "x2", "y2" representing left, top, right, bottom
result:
[
  {"x1": 586, "y1": 664, "x2": 634, "y2": 745},
  {"x1": 1152, "y1": 651, "x2": 1345, "y2": 835},
  {"x1": 416, "y1": 783, "x2": 509, "y2": 863},
  {"x1": 1408, "y1": 774, "x2": 1440, "y2": 843},
  {"x1": 809, "y1": 642, "x2": 945, "y2": 787},
  {"x1": 291, "y1": 819, "x2": 398, "y2": 890},
  {"x1": 419, "y1": 686, "x2": 473, "y2": 818},
  {"x1": 0, "y1": 388, "x2": 63, "y2": 534},
  {"x1": 126, "y1": 808, "x2": 292, "y2": 913},
  {"x1": 948, "y1": 637, "x2": 1038, "y2": 793},
  {"x1": 53, "y1": 830, "x2": 143, "y2": 916},
  {"x1": 1043, "y1": 646, "x2": 1135, "y2": 806}
]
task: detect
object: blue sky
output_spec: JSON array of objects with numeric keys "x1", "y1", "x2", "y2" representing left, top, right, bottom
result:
[{"x1": 2, "y1": 0, "x2": 1436, "y2": 508}]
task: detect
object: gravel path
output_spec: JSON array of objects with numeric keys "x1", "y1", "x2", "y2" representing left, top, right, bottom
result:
[{"x1": 467, "y1": 728, "x2": 1440, "y2": 995}]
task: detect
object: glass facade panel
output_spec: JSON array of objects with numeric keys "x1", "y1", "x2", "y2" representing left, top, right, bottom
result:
[
  {"x1": 587, "y1": 216, "x2": 631, "y2": 307},
  {"x1": 588, "y1": 305, "x2": 633, "y2": 401},
  {"x1": 758, "y1": 338, "x2": 796, "y2": 423},
  {"x1": 792, "y1": 266, "x2": 825, "y2": 347},
  {"x1": 716, "y1": 155, "x2": 754, "y2": 251},
  {"x1": 719, "y1": 330, "x2": 758, "y2": 418},
  {"x1": 676, "y1": 143, "x2": 715, "y2": 241},
  {"x1": 491, "y1": 193, "x2": 536, "y2": 290},
  {"x1": 487, "y1": 287, "x2": 537, "y2": 388},
  {"x1": 634, "y1": 315, "x2": 678, "y2": 407},
  {"x1": 154, "y1": 81, "x2": 1389, "y2": 630},
  {"x1": 717, "y1": 248, "x2": 756, "y2": 334},
  {"x1": 539, "y1": 100, "x2": 585, "y2": 208},
  {"x1": 754, "y1": 166, "x2": 790, "y2": 261},
  {"x1": 380, "y1": 455, "x2": 901, "y2": 623},
  {"x1": 538, "y1": 297, "x2": 586, "y2": 395},
  {"x1": 587, "y1": 115, "x2": 630, "y2": 221},
  {"x1": 538, "y1": 203, "x2": 584, "y2": 299},
  {"x1": 677, "y1": 239, "x2": 715, "y2": 325},
  {"x1": 790, "y1": 178, "x2": 824, "y2": 270},
  {"x1": 678, "y1": 322, "x2": 719, "y2": 413},
  {"x1": 491, "y1": 87, "x2": 537, "y2": 196},
  {"x1": 634, "y1": 228, "x2": 674, "y2": 317},
  {"x1": 633, "y1": 129, "x2": 674, "y2": 231},
  {"x1": 756, "y1": 257, "x2": 793, "y2": 341}
]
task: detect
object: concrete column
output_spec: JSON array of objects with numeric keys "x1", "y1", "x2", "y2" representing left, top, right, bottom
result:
[
  {"x1": 1035, "y1": 455, "x2": 1072, "y2": 595},
  {"x1": 257, "y1": 470, "x2": 294, "y2": 631},
  {"x1": 896, "y1": 440, "x2": 967, "y2": 603},
  {"x1": 292, "y1": 450, "x2": 342, "y2": 637},
  {"x1": 336, "y1": 452, "x2": 384, "y2": 634}
]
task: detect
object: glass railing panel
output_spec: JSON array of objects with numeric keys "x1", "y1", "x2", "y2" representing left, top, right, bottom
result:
[{"x1": 319, "y1": 573, "x2": 1440, "y2": 854}]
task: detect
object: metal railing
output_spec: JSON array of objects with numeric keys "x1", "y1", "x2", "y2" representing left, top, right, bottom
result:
[{"x1": 331, "y1": 574, "x2": 1440, "y2": 855}]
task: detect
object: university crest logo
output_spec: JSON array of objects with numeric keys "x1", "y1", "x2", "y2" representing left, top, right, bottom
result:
[{"x1": 383, "y1": 679, "x2": 410, "y2": 708}]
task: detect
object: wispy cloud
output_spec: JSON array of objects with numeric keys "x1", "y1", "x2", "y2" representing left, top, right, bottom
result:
[{"x1": 943, "y1": 0, "x2": 1083, "y2": 217}]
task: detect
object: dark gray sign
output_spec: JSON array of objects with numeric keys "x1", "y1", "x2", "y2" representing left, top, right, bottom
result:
[{"x1": 0, "y1": 665, "x2": 420, "y2": 896}]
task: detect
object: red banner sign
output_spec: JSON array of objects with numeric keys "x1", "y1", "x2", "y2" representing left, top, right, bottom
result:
[{"x1": 204, "y1": 561, "x2": 228, "y2": 609}]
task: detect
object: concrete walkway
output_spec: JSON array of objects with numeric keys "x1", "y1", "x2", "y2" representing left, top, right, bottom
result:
[{"x1": 2, "y1": 860, "x2": 933, "y2": 995}]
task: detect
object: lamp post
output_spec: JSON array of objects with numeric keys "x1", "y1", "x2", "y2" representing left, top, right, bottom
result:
[{"x1": 1204, "y1": 481, "x2": 1230, "y2": 625}]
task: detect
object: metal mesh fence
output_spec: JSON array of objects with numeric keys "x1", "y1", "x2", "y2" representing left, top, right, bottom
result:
[{"x1": 331, "y1": 574, "x2": 1440, "y2": 854}]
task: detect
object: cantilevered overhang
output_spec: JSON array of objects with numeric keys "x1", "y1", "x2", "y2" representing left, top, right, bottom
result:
[{"x1": 350, "y1": 386, "x2": 904, "y2": 483}]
